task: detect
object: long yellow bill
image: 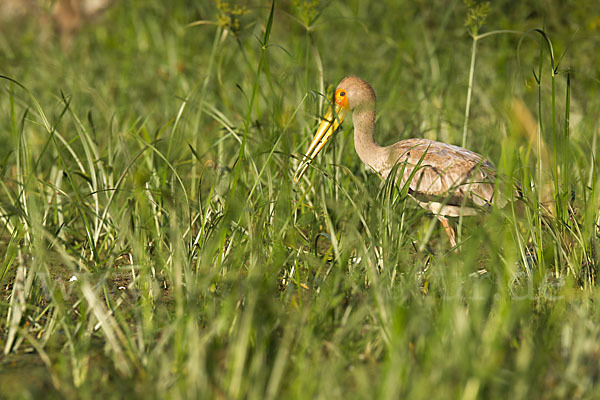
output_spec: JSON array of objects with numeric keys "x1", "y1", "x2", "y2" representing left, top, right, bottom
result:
[{"x1": 293, "y1": 103, "x2": 347, "y2": 182}]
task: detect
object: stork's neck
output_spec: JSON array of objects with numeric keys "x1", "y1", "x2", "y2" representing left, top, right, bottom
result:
[{"x1": 352, "y1": 108, "x2": 387, "y2": 176}]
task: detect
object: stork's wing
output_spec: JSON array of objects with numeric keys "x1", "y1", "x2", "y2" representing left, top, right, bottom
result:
[{"x1": 386, "y1": 139, "x2": 499, "y2": 213}]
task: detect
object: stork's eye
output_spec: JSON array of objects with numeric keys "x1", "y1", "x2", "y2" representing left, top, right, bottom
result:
[{"x1": 334, "y1": 89, "x2": 348, "y2": 106}]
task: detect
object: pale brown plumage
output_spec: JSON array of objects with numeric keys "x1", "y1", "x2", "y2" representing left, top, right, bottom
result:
[
  {"x1": 294, "y1": 76, "x2": 502, "y2": 246},
  {"x1": 384, "y1": 138, "x2": 498, "y2": 217}
]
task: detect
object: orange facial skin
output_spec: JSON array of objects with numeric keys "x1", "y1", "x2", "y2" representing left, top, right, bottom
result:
[{"x1": 335, "y1": 89, "x2": 349, "y2": 108}]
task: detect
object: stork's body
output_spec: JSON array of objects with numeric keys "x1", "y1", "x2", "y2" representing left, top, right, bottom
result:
[{"x1": 294, "y1": 76, "x2": 500, "y2": 247}]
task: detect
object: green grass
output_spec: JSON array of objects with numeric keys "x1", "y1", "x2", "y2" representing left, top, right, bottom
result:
[{"x1": 1, "y1": 0, "x2": 599, "y2": 398}]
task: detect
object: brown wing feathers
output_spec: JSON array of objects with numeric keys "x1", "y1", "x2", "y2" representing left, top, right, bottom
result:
[{"x1": 386, "y1": 139, "x2": 497, "y2": 209}]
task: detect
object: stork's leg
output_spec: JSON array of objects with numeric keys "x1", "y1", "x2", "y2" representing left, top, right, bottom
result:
[{"x1": 438, "y1": 216, "x2": 457, "y2": 247}]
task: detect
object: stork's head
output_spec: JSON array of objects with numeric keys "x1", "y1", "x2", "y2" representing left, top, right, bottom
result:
[
  {"x1": 293, "y1": 76, "x2": 375, "y2": 182},
  {"x1": 335, "y1": 76, "x2": 376, "y2": 112}
]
